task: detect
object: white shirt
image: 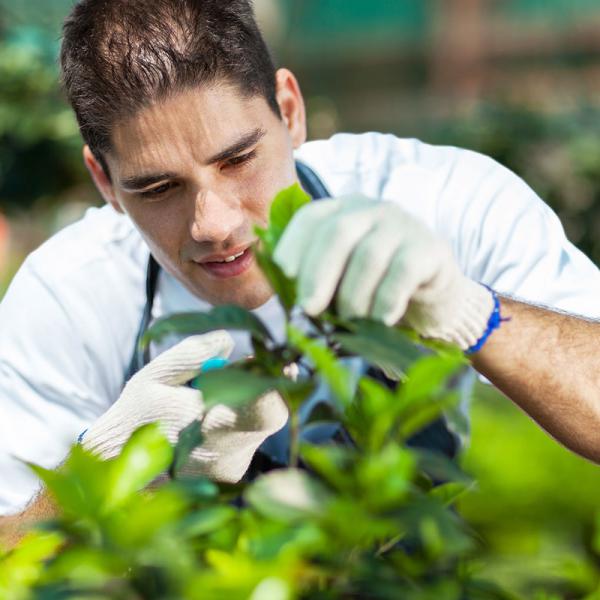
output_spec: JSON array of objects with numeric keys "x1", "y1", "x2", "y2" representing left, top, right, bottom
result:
[{"x1": 1, "y1": 132, "x2": 599, "y2": 515}]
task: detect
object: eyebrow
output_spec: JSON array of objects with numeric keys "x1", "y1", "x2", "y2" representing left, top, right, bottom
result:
[
  {"x1": 119, "y1": 127, "x2": 266, "y2": 191},
  {"x1": 205, "y1": 127, "x2": 266, "y2": 164},
  {"x1": 120, "y1": 172, "x2": 178, "y2": 191}
]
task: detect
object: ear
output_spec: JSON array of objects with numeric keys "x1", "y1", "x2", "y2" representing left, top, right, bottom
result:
[
  {"x1": 275, "y1": 68, "x2": 307, "y2": 149},
  {"x1": 82, "y1": 145, "x2": 124, "y2": 214}
]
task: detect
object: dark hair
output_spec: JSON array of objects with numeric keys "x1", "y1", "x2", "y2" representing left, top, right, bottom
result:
[{"x1": 60, "y1": 0, "x2": 280, "y2": 172}]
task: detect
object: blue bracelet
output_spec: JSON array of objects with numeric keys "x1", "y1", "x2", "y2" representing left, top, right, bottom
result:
[{"x1": 466, "y1": 287, "x2": 508, "y2": 355}]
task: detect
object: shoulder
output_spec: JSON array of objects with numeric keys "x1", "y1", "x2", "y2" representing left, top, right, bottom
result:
[
  {"x1": 26, "y1": 204, "x2": 147, "y2": 284},
  {"x1": 295, "y1": 132, "x2": 509, "y2": 195},
  {"x1": 295, "y1": 132, "x2": 517, "y2": 223},
  {"x1": 0, "y1": 205, "x2": 150, "y2": 403}
]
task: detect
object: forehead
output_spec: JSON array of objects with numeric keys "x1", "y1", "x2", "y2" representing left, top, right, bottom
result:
[{"x1": 109, "y1": 83, "x2": 276, "y2": 171}]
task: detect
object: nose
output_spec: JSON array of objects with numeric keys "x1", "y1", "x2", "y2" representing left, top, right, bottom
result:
[{"x1": 190, "y1": 188, "x2": 245, "y2": 244}]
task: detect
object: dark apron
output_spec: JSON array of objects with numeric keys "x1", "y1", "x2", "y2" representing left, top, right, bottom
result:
[{"x1": 125, "y1": 161, "x2": 459, "y2": 474}]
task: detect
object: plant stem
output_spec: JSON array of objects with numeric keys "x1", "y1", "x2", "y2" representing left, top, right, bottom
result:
[{"x1": 289, "y1": 409, "x2": 300, "y2": 469}]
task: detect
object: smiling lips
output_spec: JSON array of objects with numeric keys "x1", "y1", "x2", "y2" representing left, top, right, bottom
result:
[{"x1": 198, "y1": 246, "x2": 254, "y2": 278}]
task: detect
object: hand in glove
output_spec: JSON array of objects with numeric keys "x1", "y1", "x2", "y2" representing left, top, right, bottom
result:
[
  {"x1": 274, "y1": 195, "x2": 495, "y2": 351},
  {"x1": 82, "y1": 331, "x2": 289, "y2": 482}
]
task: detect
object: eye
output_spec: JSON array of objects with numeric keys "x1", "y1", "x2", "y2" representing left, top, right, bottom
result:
[
  {"x1": 139, "y1": 182, "x2": 177, "y2": 198},
  {"x1": 224, "y1": 150, "x2": 257, "y2": 170}
]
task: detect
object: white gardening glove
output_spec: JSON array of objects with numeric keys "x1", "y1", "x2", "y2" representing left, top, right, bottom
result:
[
  {"x1": 82, "y1": 331, "x2": 289, "y2": 483},
  {"x1": 274, "y1": 195, "x2": 495, "y2": 351}
]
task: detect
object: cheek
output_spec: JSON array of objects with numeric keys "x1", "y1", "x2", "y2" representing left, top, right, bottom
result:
[
  {"x1": 244, "y1": 156, "x2": 297, "y2": 222},
  {"x1": 124, "y1": 201, "x2": 190, "y2": 256}
]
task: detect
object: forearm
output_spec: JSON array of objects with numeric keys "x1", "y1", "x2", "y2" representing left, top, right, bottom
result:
[
  {"x1": 471, "y1": 296, "x2": 600, "y2": 462},
  {"x1": 0, "y1": 492, "x2": 55, "y2": 550}
]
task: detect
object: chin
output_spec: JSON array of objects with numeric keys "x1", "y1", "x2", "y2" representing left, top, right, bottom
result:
[{"x1": 196, "y1": 277, "x2": 274, "y2": 310}]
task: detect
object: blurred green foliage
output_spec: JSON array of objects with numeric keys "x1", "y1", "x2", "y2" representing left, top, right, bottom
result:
[
  {"x1": 460, "y1": 384, "x2": 600, "y2": 598},
  {"x1": 0, "y1": 1, "x2": 85, "y2": 214}
]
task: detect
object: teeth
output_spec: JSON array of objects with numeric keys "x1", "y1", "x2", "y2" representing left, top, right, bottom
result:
[{"x1": 217, "y1": 250, "x2": 245, "y2": 263}]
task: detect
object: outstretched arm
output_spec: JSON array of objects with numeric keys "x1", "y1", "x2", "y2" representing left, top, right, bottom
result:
[
  {"x1": 471, "y1": 297, "x2": 600, "y2": 462},
  {"x1": 0, "y1": 493, "x2": 55, "y2": 550},
  {"x1": 275, "y1": 195, "x2": 600, "y2": 462}
]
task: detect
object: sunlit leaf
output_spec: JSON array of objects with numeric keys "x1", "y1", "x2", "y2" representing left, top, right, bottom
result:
[
  {"x1": 245, "y1": 469, "x2": 332, "y2": 522},
  {"x1": 397, "y1": 392, "x2": 459, "y2": 442},
  {"x1": 27, "y1": 445, "x2": 110, "y2": 518},
  {"x1": 0, "y1": 531, "x2": 63, "y2": 595},
  {"x1": 105, "y1": 423, "x2": 173, "y2": 509},
  {"x1": 429, "y1": 482, "x2": 474, "y2": 506},
  {"x1": 299, "y1": 444, "x2": 354, "y2": 492},
  {"x1": 253, "y1": 246, "x2": 297, "y2": 312},
  {"x1": 398, "y1": 351, "x2": 466, "y2": 407},
  {"x1": 268, "y1": 183, "x2": 311, "y2": 248}
]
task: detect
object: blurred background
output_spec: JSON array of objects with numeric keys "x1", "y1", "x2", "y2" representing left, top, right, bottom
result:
[{"x1": 2, "y1": 0, "x2": 600, "y2": 595}]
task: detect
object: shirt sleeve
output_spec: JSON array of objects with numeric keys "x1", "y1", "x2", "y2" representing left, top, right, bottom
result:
[
  {"x1": 0, "y1": 261, "x2": 118, "y2": 514},
  {"x1": 432, "y1": 147, "x2": 600, "y2": 318}
]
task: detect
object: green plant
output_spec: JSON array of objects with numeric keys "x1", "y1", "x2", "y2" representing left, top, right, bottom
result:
[{"x1": 2, "y1": 185, "x2": 527, "y2": 599}]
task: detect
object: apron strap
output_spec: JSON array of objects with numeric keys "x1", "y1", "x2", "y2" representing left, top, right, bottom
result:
[{"x1": 123, "y1": 253, "x2": 160, "y2": 383}]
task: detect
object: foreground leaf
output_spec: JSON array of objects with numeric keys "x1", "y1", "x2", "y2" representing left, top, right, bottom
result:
[
  {"x1": 333, "y1": 319, "x2": 423, "y2": 379},
  {"x1": 245, "y1": 469, "x2": 332, "y2": 522},
  {"x1": 143, "y1": 305, "x2": 273, "y2": 347},
  {"x1": 287, "y1": 325, "x2": 354, "y2": 408},
  {"x1": 254, "y1": 246, "x2": 297, "y2": 312},
  {"x1": 106, "y1": 423, "x2": 173, "y2": 509},
  {"x1": 169, "y1": 420, "x2": 204, "y2": 479},
  {"x1": 196, "y1": 367, "x2": 313, "y2": 410}
]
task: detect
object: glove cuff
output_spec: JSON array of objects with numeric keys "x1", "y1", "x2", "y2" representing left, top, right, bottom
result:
[
  {"x1": 414, "y1": 280, "x2": 498, "y2": 351},
  {"x1": 465, "y1": 286, "x2": 503, "y2": 354},
  {"x1": 447, "y1": 281, "x2": 498, "y2": 351}
]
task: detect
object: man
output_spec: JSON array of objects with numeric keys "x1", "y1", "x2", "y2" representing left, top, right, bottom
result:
[{"x1": 1, "y1": 0, "x2": 600, "y2": 536}]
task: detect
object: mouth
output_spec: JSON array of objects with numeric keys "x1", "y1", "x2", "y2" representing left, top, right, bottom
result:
[{"x1": 197, "y1": 245, "x2": 254, "y2": 279}]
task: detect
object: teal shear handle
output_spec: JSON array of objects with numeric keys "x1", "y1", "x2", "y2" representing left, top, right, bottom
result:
[{"x1": 190, "y1": 357, "x2": 229, "y2": 389}]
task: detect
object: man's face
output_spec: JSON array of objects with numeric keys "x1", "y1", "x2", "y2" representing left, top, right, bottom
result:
[{"x1": 98, "y1": 72, "x2": 305, "y2": 309}]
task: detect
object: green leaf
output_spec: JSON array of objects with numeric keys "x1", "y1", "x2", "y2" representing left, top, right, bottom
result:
[
  {"x1": 142, "y1": 305, "x2": 273, "y2": 347},
  {"x1": 346, "y1": 376, "x2": 398, "y2": 450},
  {"x1": 0, "y1": 531, "x2": 63, "y2": 595},
  {"x1": 286, "y1": 325, "x2": 354, "y2": 408},
  {"x1": 27, "y1": 445, "x2": 111, "y2": 518},
  {"x1": 177, "y1": 506, "x2": 238, "y2": 538},
  {"x1": 245, "y1": 468, "x2": 332, "y2": 522},
  {"x1": 299, "y1": 444, "x2": 354, "y2": 492},
  {"x1": 169, "y1": 420, "x2": 204, "y2": 479},
  {"x1": 429, "y1": 482, "x2": 474, "y2": 506},
  {"x1": 416, "y1": 450, "x2": 472, "y2": 485},
  {"x1": 196, "y1": 367, "x2": 313, "y2": 410},
  {"x1": 396, "y1": 392, "x2": 459, "y2": 442},
  {"x1": 332, "y1": 319, "x2": 423, "y2": 379},
  {"x1": 253, "y1": 245, "x2": 297, "y2": 312},
  {"x1": 171, "y1": 477, "x2": 220, "y2": 501},
  {"x1": 105, "y1": 423, "x2": 173, "y2": 509},
  {"x1": 105, "y1": 487, "x2": 187, "y2": 548},
  {"x1": 398, "y1": 351, "x2": 466, "y2": 408},
  {"x1": 268, "y1": 183, "x2": 311, "y2": 249},
  {"x1": 256, "y1": 184, "x2": 312, "y2": 254}
]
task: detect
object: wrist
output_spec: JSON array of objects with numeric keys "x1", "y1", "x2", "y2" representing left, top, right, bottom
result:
[{"x1": 465, "y1": 286, "x2": 505, "y2": 354}]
